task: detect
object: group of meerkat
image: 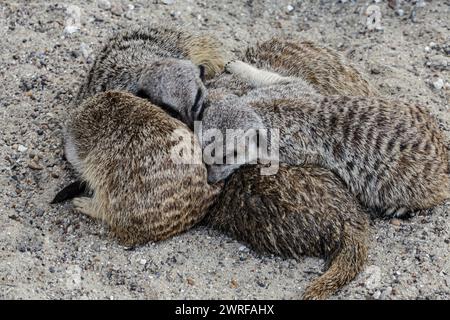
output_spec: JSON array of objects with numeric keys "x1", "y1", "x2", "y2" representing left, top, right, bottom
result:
[{"x1": 52, "y1": 25, "x2": 450, "y2": 300}]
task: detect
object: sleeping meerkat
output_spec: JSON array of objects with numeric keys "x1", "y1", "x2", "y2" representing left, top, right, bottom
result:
[
  {"x1": 53, "y1": 25, "x2": 226, "y2": 203},
  {"x1": 204, "y1": 164, "x2": 369, "y2": 300},
  {"x1": 62, "y1": 91, "x2": 222, "y2": 246},
  {"x1": 242, "y1": 38, "x2": 378, "y2": 96},
  {"x1": 200, "y1": 61, "x2": 450, "y2": 217},
  {"x1": 201, "y1": 41, "x2": 376, "y2": 299},
  {"x1": 206, "y1": 37, "x2": 378, "y2": 98},
  {"x1": 75, "y1": 25, "x2": 226, "y2": 127}
]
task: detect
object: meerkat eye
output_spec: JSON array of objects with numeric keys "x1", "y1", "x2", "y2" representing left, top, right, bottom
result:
[{"x1": 199, "y1": 65, "x2": 206, "y2": 82}]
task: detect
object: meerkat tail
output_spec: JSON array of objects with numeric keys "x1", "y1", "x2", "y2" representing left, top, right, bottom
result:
[
  {"x1": 302, "y1": 224, "x2": 368, "y2": 300},
  {"x1": 51, "y1": 180, "x2": 88, "y2": 204}
]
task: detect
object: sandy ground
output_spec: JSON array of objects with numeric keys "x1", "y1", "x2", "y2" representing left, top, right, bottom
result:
[{"x1": 0, "y1": 0, "x2": 449, "y2": 300}]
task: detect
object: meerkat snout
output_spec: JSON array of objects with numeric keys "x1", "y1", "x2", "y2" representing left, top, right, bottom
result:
[{"x1": 136, "y1": 58, "x2": 207, "y2": 126}]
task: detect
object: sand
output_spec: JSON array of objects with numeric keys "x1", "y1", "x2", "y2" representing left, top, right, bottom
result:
[{"x1": 0, "y1": 0, "x2": 449, "y2": 299}]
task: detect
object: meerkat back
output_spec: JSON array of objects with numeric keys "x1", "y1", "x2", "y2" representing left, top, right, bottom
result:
[
  {"x1": 65, "y1": 91, "x2": 221, "y2": 246},
  {"x1": 204, "y1": 164, "x2": 369, "y2": 300},
  {"x1": 205, "y1": 38, "x2": 377, "y2": 102},
  {"x1": 76, "y1": 25, "x2": 225, "y2": 105},
  {"x1": 242, "y1": 38, "x2": 378, "y2": 96},
  {"x1": 202, "y1": 93, "x2": 450, "y2": 216}
]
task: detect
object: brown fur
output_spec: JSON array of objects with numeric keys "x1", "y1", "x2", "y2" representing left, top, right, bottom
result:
[
  {"x1": 204, "y1": 164, "x2": 369, "y2": 299},
  {"x1": 242, "y1": 38, "x2": 378, "y2": 96},
  {"x1": 203, "y1": 93, "x2": 450, "y2": 216},
  {"x1": 184, "y1": 34, "x2": 225, "y2": 79},
  {"x1": 76, "y1": 25, "x2": 225, "y2": 105},
  {"x1": 65, "y1": 91, "x2": 222, "y2": 246}
]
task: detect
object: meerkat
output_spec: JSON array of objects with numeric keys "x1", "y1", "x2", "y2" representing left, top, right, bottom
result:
[
  {"x1": 200, "y1": 61, "x2": 450, "y2": 217},
  {"x1": 203, "y1": 164, "x2": 369, "y2": 300},
  {"x1": 75, "y1": 25, "x2": 226, "y2": 127},
  {"x1": 205, "y1": 37, "x2": 376, "y2": 111},
  {"x1": 241, "y1": 38, "x2": 378, "y2": 96},
  {"x1": 59, "y1": 91, "x2": 222, "y2": 246}
]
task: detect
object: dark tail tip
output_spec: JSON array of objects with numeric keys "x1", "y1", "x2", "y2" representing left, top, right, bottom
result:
[{"x1": 51, "y1": 180, "x2": 88, "y2": 204}]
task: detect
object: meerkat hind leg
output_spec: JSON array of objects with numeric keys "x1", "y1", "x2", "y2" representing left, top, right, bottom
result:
[
  {"x1": 73, "y1": 197, "x2": 101, "y2": 220},
  {"x1": 226, "y1": 60, "x2": 292, "y2": 88}
]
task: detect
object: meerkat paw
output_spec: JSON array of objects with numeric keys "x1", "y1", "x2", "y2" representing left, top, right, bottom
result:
[
  {"x1": 224, "y1": 59, "x2": 241, "y2": 74},
  {"x1": 73, "y1": 197, "x2": 98, "y2": 219}
]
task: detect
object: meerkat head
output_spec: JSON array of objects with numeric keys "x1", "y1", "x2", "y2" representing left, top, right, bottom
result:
[
  {"x1": 136, "y1": 58, "x2": 207, "y2": 127},
  {"x1": 200, "y1": 103, "x2": 266, "y2": 183}
]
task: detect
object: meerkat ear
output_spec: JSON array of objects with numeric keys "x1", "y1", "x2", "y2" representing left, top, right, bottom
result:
[{"x1": 198, "y1": 65, "x2": 206, "y2": 83}]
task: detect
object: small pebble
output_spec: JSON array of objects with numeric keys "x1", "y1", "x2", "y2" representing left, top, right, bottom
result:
[
  {"x1": 170, "y1": 11, "x2": 181, "y2": 18},
  {"x1": 380, "y1": 286, "x2": 393, "y2": 299},
  {"x1": 371, "y1": 67, "x2": 381, "y2": 75},
  {"x1": 256, "y1": 280, "x2": 266, "y2": 288},
  {"x1": 286, "y1": 5, "x2": 294, "y2": 12},
  {"x1": 64, "y1": 25, "x2": 79, "y2": 35},
  {"x1": 161, "y1": 0, "x2": 175, "y2": 5},
  {"x1": 373, "y1": 290, "x2": 382, "y2": 299},
  {"x1": 28, "y1": 160, "x2": 43, "y2": 170},
  {"x1": 433, "y1": 78, "x2": 444, "y2": 90},
  {"x1": 64, "y1": 5, "x2": 81, "y2": 34},
  {"x1": 125, "y1": 5, "x2": 134, "y2": 20},
  {"x1": 97, "y1": 0, "x2": 111, "y2": 10},
  {"x1": 416, "y1": 0, "x2": 426, "y2": 8},
  {"x1": 238, "y1": 245, "x2": 248, "y2": 252},
  {"x1": 395, "y1": 9, "x2": 404, "y2": 17},
  {"x1": 187, "y1": 277, "x2": 195, "y2": 285},
  {"x1": 388, "y1": 0, "x2": 399, "y2": 10},
  {"x1": 139, "y1": 259, "x2": 147, "y2": 265},
  {"x1": 110, "y1": 2, "x2": 124, "y2": 16},
  {"x1": 79, "y1": 43, "x2": 92, "y2": 60},
  {"x1": 17, "y1": 145, "x2": 28, "y2": 153},
  {"x1": 364, "y1": 265, "x2": 382, "y2": 290},
  {"x1": 390, "y1": 218, "x2": 402, "y2": 226}
]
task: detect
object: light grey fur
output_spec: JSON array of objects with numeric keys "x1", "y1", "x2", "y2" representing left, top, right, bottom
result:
[
  {"x1": 75, "y1": 25, "x2": 225, "y2": 127},
  {"x1": 201, "y1": 61, "x2": 450, "y2": 217}
]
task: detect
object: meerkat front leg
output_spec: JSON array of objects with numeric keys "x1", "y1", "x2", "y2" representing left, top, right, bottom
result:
[
  {"x1": 73, "y1": 197, "x2": 101, "y2": 220},
  {"x1": 225, "y1": 60, "x2": 293, "y2": 88}
]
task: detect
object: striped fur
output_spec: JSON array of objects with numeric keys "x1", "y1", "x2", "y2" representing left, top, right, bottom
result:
[
  {"x1": 243, "y1": 38, "x2": 378, "y2": 96},
  {"x1": 74, "y1": 25, "x2": 225, "y2": 126},
  {"x1": 65, "y1": 91, "x2": 221, "y2": 246},
  {"x1": 204, "y1": 164, "x2": 369, "y2": 300},
  {"x1": 203, "y1": 92, "x2": 450, "y2": 216}
]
